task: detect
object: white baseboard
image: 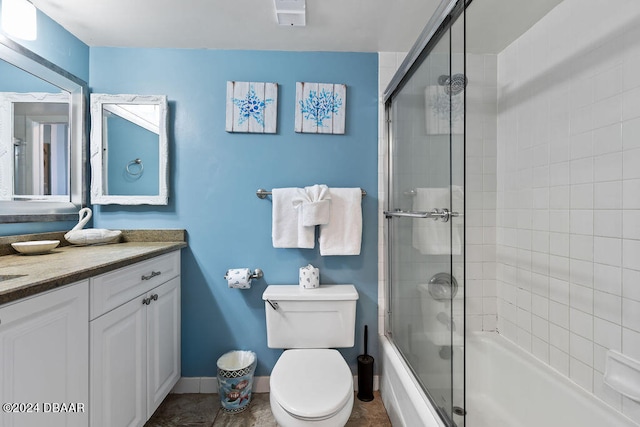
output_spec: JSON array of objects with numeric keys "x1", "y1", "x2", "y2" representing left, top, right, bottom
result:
[{"x1": 172, "y1": 375, "x2": 379, "y2": 394}]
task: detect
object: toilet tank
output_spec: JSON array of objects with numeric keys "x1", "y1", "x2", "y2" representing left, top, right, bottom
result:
[{"x1": 262, "y1": 284, "x2": 359, "y2": 349}]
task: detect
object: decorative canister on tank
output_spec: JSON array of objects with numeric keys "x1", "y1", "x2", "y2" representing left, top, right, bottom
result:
[
  {"x1": 299, "y1": 264, "x2": 320, "y2": 289},
  {"x1": 216, "y1": 350, "x2": 257, "y2": 413}
]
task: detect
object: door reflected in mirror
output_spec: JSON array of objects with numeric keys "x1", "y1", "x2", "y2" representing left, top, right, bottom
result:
[
  {"x1": 90, "y1": 94, "x2": 168, "y2": 205},
  {"x1": 12, "y1": 98, "x2": 69, "y2": 198}
]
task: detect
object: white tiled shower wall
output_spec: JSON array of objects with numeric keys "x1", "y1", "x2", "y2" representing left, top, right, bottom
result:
[
  {"x1": 465, "y1": 53, "x2": 498, "y2": 333},
  {"x1": 495, "y1": 0, "x2": 640, "y2": 422},
  {"x1": 379, "y1": 0, "x2": 640, "y2": 423}
]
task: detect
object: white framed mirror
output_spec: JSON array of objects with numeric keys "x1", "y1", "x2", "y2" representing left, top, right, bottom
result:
[
  {"x1": 90, "y1": 94, "x2": 169, "y2": 205},
  {"x1": 0, "y1": 34, "x2": 87, "y2": 222}
]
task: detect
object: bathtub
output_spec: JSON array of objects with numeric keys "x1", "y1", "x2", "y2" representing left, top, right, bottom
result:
[
  {"x1": 380, "y1": 332, "x2": 638, "y2": 427},
  {"x1": 379, "y1": 334, "x2": 445, "y2": 427}
]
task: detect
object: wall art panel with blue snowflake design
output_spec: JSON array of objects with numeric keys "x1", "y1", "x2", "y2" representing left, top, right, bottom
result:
[
  {"x1": 226, "y1": 81, "x2": 278, "y2": 133},
  {"x1": 295, "y1": 82, "x2": 346, "y2": 134}
]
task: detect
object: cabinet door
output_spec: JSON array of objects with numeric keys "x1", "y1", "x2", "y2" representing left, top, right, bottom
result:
[
  {"x1": 146, "y1": 276, "x2": 181, "y2": 417},
  {"x1": 0, "y1": 281, "x2": 89, "y2": 427},
  {"x1": 90, "y1": 294, "x2": 147, "y2": 427}
]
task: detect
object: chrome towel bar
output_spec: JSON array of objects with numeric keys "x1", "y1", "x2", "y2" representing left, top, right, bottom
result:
[
  {"x1": 384, "y1": 208, "x2": 459, "y2": 222},
  {"x1": 256, "y1": 188, "x2": 367, "y2": 199}
]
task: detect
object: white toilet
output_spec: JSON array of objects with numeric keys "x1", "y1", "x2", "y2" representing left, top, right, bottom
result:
[{"x1": 262, "y1": 284, "x2": 359, "y2": 427}]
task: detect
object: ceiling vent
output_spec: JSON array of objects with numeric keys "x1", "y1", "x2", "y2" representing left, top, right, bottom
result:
[{"x1": 273, "y1": 0, "x2": 306, "y2": 26}]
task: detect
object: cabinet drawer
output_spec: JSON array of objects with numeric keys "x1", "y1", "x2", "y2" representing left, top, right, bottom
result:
[{"x1": 90, "y1": 251, "x2": 180, "y2": 320}]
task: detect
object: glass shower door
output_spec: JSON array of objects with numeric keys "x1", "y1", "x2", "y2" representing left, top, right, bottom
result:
[{"x1": 385, "y1": 9, "x2": 465, "y2": 427}]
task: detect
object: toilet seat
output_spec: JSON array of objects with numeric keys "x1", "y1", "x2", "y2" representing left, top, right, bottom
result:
[{"x1": 271, "y1": 349, "x2": 353, "y2": 421}]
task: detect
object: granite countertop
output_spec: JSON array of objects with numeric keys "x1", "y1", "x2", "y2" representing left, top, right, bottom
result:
[{"x1": 0, "y1": 230, "x2": 187, "y2": 305}]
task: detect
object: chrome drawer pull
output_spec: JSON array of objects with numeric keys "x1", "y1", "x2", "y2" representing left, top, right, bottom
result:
[{"x1": 141, "y1": 271, "x2": 161, "y2": 281}]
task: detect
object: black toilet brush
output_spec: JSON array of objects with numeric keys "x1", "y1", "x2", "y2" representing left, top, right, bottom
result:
[{"x1": 357, "y1": 324, "x2": 374, "y2": 402}]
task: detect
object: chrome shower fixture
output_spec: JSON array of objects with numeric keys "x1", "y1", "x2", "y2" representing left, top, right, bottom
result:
[{"x1": 438, "y1": 73, "x2": 468, "y2": 95}]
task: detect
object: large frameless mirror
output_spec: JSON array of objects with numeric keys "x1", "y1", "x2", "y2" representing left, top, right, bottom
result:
[
  {"x1": 0, "y1": 35, "x2": 87, "y2": 222},
  {"x1": 90, "y1": 94, "x2": 168, "y2": 205}
]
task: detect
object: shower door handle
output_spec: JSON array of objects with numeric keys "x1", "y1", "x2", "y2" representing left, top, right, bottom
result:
[
  {"x1": 384, "y1": 208, "x2": 458, "y2": 222},
  {"x1": 384, "y1": 210, "x2": 432, "y2": 219}
]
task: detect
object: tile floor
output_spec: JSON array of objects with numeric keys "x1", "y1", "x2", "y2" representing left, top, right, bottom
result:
[{"x1": 145, "y1": 391, "x2": 392, "y2": 426}]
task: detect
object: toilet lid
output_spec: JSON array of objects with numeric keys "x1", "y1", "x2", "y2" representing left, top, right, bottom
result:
[{"x1": 271, "y1": 349, "x2": 353, "y2": 420}]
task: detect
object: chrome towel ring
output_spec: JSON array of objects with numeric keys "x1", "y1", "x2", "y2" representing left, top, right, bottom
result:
[{"x1": 126, "y1": 158, "x2": 144, "y2": 176}]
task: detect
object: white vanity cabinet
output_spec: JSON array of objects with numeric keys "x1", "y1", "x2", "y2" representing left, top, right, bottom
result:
[
  {"x1": 89, "y1": 251, "x2": 181, "y2": 427},
  {"x1": 0, "y1": 280, "x2": 89, "y2": 427}
]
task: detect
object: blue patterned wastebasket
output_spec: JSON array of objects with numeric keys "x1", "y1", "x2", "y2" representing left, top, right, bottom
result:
[{"x1": 216, "y1": 350, "x2": 257, "y2": 413}]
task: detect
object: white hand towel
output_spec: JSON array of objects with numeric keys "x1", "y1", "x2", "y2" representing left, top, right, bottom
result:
[
  {"x1": 272, "y1": 188, "x2": 315, "y2": 249},
  {"x1": 412, "y1": 186, "x2": 462, "y2": 255},
  {"x1": 319, "y1": 188, "x2": 362, "y2": 256},
  {"x1": 294, "y1": 184, "x2": 331, "y2": 226}
]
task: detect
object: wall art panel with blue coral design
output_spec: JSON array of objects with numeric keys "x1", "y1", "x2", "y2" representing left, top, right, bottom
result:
[
  {"x1": 295, "y1": 82, "x2": 346, "y2": 134},
  {"x1": 225, "y1": 81, "x2": 278, "y2": 133}
]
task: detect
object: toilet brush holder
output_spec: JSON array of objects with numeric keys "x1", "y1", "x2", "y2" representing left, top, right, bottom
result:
[{"x1": 357, "y1": 325, "x2": 374, "y2": 402}]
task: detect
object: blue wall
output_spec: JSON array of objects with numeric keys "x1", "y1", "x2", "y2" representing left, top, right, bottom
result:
[
  {"x1": 0, "y1": 3, "x2": 380, "y2": 377},
  {"x1": 90, "y1": 48, "x2": 379, "y2": 376}
]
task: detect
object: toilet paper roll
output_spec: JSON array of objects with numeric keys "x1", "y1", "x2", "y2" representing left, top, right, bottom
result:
[
  {"x1": 299, "y1": 264, "x2": 320, "y2": 289},
  {"x1": 226, "y1": 268, "x2": 252, "y2": 289}
]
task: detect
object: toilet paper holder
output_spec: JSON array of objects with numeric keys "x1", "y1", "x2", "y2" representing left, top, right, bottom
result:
[{"x1": 223, "y1": 268, "x2": 264, "y2": 280}]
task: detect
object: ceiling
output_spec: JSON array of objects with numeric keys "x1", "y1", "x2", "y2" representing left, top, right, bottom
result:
[
  {"x1": 28, "y1": 0, "x2": 565, "y2": 54},
  {"x1": 30, "y1": 0, "x2": 441, "y2": 52}
]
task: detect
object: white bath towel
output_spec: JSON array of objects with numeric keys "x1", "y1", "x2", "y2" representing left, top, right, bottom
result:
[
  {"x1": 319, "y1": 188, "x2": 362, "y2": 256},
  {"x1": 293, "y1": 184, "x2": 331, "y2": 226},
  {"x1": 272, "y1": 187, "x2": 315, "y2": 249},
  {"x1": 412, "y1": 186, "x2": 463, "y2": 255}
]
